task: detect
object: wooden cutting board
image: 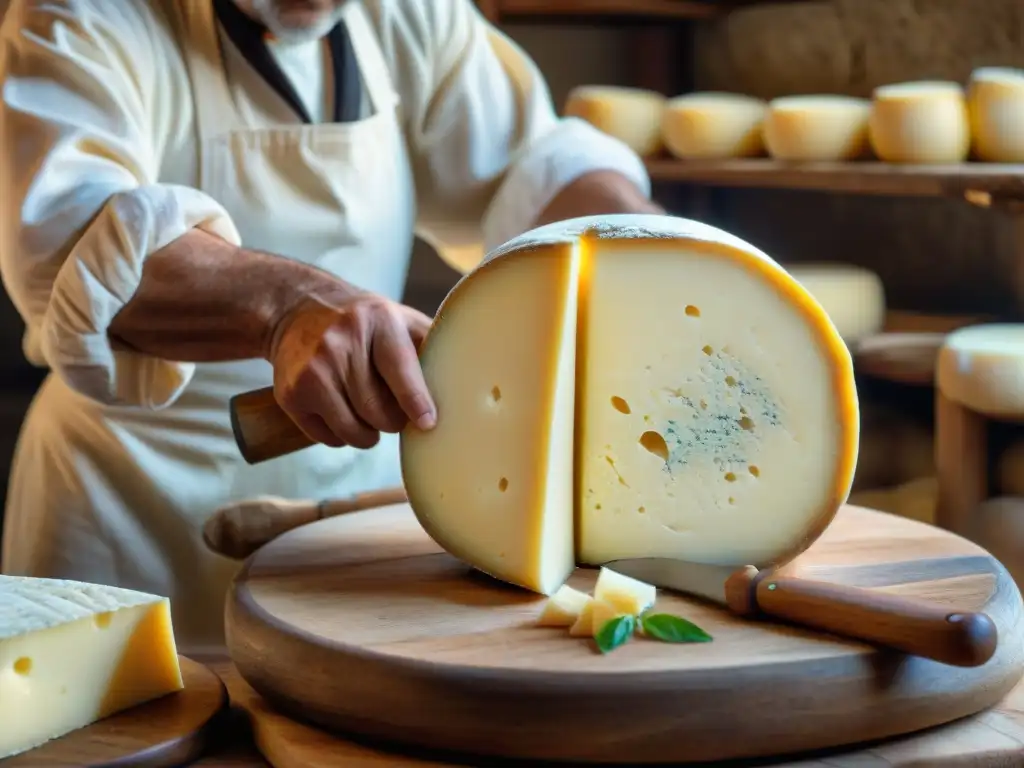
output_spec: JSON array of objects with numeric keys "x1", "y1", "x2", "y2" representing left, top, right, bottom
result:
[
  {"x1": 5, "y1": 656, "x2": 227, "y2": 767},
  {"x1": 225, "y1": 504, "x2": 1024, "y2": 765}
]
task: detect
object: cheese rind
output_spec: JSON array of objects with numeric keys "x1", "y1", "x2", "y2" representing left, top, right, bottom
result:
[
  {"x1": 593, "y1": 568, "x2": 656, "y2": 615},
  {"x1": 968, "y1": 67, "x2": 1024, "y2": 163},
  {"x1": 661, "y1": 92, "x2": 767, "y2": 160},
  {"x1": 763, "y1": 95, "x2": 871, "y2": 162},
  {"x1": 564, "y1": 86, "x2": 666, "y2": 157},
  {"x1": 786, "y1": 264, "x2": 885, "y2": 344},
  {"x1": 937, "y1": 324, "x2": 1024, "y2": 418},
  {"x1": 537, "y1": 584, "x2": 591, "y2": 627},
  {"x1": 0, "y1": 576, "x2": 183, "y2": 759},
  {"x1": 869, "y1": 81, "x2": 970, "y2": 164}
]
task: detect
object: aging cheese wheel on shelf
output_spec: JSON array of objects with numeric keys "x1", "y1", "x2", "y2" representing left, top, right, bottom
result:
[
  {"x1": 564, "y1": 86, "x2": 666, "y2": 157},
  {"x1": 868, "y1": 81, "x2": 971, "y2": 164},
  {"x1": 937, "y1": 324, "x2": 1024, "y2": 418},
  {"x1": 0, "y1": 576, "x2": 183, "y2": 759},
  {"x1": 401, "y1": 214, "x2": 860, "y2": 595},
  {"x1": 785, "y1": 263, "x2": 886, "y2": 344},
  {"x1": 968, "y1": 67, "x2": 1024, "y2": 162},
  {"x1": 660, "y1": 92, "x2": 767, "y2": 160},
  {"x1": 763, "y1": 95, "x2": 871, "y2": 162}
]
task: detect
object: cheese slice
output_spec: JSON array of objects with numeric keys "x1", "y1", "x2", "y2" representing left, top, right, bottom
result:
[
  {"x1": 0, "y1": 576, "x2": 183, "y2": 759},
  {"x1": 968, "y1": 67, "x2": 1024, "y2": 163},
  {"x1": 868, "y1": 81, "x2": 970, "y2": 164},
  {"x1": 661, "y1": 92, "x2": 767, "y2": 160},
  {"x1": 402, "y1": 214, "x2": 859, "y2": 595},
  {"x1": 763, "y1": 95, "x2": 871, "y2": 162},
  {"x1": 593, "y1": 567, "x2": 656, "y2": 615},
  {"x1": 564, "y1": 85, "x2": 666, "y2": 157},
  {"x1": 568, "y1": 596, "x2": 598, "y2": 637},
  {"x1": 786, "y1": 264, "x2": 885, "y2": 345},
  {"x1": 937, "y1": 324, "x2": 1024, "y2": 418},
  {"x1": 537, "y1": 584, "x2": 591, "y2": 627}
]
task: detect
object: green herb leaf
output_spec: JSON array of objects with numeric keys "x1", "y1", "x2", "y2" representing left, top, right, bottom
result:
[
  {"x1": 594, "y1": 614, "x2": 636, "y2": 654},
  {"x1": 640, "y1": 613, "x2": 713, "y2": 643}
]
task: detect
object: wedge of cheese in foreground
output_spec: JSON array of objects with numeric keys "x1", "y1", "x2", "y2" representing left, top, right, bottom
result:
[
  {"x1": 402, "y1": 214, "x2": 859, "y2": 595},
  {"x1": 0, "y1": 576, "x2": 183, "y2": 758},
  {"x1": 537, "y1": 584, "x2": 591, "y2": 627}
]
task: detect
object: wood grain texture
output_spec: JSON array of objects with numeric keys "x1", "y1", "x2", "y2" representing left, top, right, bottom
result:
[
  {"x1": 645, "y1": 159, "x2": 1024, "y2": 199},
  {"x1": 225, "y1": 503, "x2": 1024, "y2": 764},
  {"x1": 5, "y1": 657, "x2": 228, "y2": 767},
  {"x1": 213, "y1": 659, "x2": 1024, "y2": 768},
  {"x1": 854, "y1": 333, "x2": 944, "y2": 387},
  {"x1": 230, "y1": 387, "x2": 312, "y2": 464}
]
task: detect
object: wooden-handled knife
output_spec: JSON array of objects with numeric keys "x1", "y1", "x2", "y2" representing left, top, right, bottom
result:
[{"x1": 230, "y1": 386, "x2": 316, "y2": 464}]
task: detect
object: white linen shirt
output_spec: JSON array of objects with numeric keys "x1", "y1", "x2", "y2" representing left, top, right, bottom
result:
[{"x1": 0, "y1": 0, "x2": 650, "y2": 409}]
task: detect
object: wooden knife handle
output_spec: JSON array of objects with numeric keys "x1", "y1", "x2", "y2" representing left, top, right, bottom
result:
[
  {"x1": 230, "y1": 386, "x2": 314, "y2": 464},
  {"x1": 723, "y1": 566, "x2": 998, "y2": 668},
  {"x1": 203, "y1": 486, "x2": 409, "y2": 559}
]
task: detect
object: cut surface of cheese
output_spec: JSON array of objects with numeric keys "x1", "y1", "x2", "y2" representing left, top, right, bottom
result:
[
  {"x1": 401, "y1": 245, "x2": 579, "y2": 595},
  {"x1": 593, "y1": 567, "x2": 656, "y2": 615},
  {"x1": 0, "y1": 576, "x2": 183, "y2": 759},
  {"x1": 868, "y1": 81, "x2": 970, "y2": 164},
  {"x1": 968, "y1": 67, "x2": 1024, "y2": 163},
  {"x1": 937, "y1": 324, "x2": 1024, "y2": 418},
  {"x1": 568, "y1": 596, "x2": 597, "y2": 637},
  {"x1": 564, "y1": 86, "x2": 666, "y2": 157},
  {"x1": 785, "y1": 264, "x2": 885, "y2": 344},
  {"x1": 661, "y1": 92, "x2": 767, "y2": 160},
  {"x1": 537, "y1": 584, "x2": 591, "y2": 627},
  {"x1": 763, "y1": 95, "x2": 871, "y2": 162},
  {"x1": 402, "y1": 214, "x2": 859, "y2": 595}
]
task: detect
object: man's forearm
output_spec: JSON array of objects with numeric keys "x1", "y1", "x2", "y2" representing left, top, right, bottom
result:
[
  {"x1": 108, "y1": 228, "x2": 350, "y2": 362},
  {"x1": 534, "y1": 170, "x2": 664, "y2": 228}
]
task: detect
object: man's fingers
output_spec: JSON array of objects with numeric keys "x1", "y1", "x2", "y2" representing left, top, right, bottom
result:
[
  {"x1": 402, "y1": 307, "x2": 432, "y2": 350},
  {"x1": 346, "y1": 336, "x2": 409, "y2": 433},
  {"x1": 277, "y1": 363, "x2": 381, "y2": 450},
  {"x1": 372, "y1": 314, "x2": 436, "y2": 430}
]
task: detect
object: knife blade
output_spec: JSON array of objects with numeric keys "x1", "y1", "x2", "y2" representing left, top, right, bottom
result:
[{"x1": 602, "y1": 557, "x2": 998, "y2": 668}]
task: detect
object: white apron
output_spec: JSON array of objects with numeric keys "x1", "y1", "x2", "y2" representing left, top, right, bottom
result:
[{"x1": 2, "y1": 0, "x2": 415, "y2": 652}]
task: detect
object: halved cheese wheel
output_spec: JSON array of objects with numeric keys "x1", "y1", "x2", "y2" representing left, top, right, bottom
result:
[
  {"x1": 968, "y1": 67, "x2": 1024, "y2": 162},
  {"x1": 401, "y1": 214, "x2": 859, "y2": 595},
  {"x1": 661, "y1": 92, "x2": 767, "y2": 160},
  {"x1": 763, "y1": 95, "x2": 871, "y2": 162},
  {"x1": 564, "y1": 86, "x2": 666, "y2": 157},
  {"x1": 869, "y1": 81, "x2": 970, "y2": 164}
]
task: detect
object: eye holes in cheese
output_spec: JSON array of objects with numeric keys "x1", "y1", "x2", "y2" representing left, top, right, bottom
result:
[
  {"x1": 685, "y1": 304, "x2": 701, "y2": 317},
  {"x1": 498, "y1": 477, "x2": 509, "y2": 492},
  {"x1": 94, "y1": 612, "x2": 113, "y2": 629},
  {"x1": 610, "y1": 396, "x2": 631, "y2": 414},
  {"x1": 639, "y1": 430, "x2": 669, "y2": 462},
  {"x1": 488, "y1": 385, "x2": 502, "y2": 404},
  {"x1": 13, "y1": 657, "x2": 32, "y2": 675}
]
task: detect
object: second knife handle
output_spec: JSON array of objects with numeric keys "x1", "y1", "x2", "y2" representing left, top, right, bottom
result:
[
  {"x1": 723, "y1": 566, "x2": 997, "y2": 668},
  {"x1": 230, "y1": 386, "x2": 315, "y2": 464}
]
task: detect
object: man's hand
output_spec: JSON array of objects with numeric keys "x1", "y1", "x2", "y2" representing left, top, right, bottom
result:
[{"x1": 267, "y1": 292, "x2": 437, "y2": 449}]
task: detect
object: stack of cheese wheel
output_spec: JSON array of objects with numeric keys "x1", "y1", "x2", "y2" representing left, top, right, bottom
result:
[
  {"x1": 785, "y1": 263, "x2": 886, "y2": 345},
  {"x1": 968, "y1": 67, "x2": 1024, "y2": 162},
  {"x1": 564, "y1": 86, "x2": 666, "y2": 158},
  {"x1": 661, "y1": 92, "x2": 767, "y2": 159},
  {"x1": 868, "y1": 81, "x2": 971, "y2": 163},
  {"x1": 401, "y1": 214, "x2": 860, "y2": 597},
  {"x1": 763, "y1": 95, "x2": 872, "y2": 162}
]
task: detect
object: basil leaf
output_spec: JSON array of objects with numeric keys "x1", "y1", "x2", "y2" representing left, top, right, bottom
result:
[
  {"x1": 640, "y1": 613, "x2": 713, "y2": 643},
  {"x1": 594, "y1": 614, "x2": 636, "y2": 654}
]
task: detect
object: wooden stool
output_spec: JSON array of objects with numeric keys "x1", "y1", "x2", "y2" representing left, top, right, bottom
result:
[{"x1": 935, "y1": 324, "x2": 1024, "y2": 537}]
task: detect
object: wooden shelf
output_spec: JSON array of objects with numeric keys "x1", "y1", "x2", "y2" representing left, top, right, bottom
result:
[{"x1": 646, "y1": 158, "x2": 1024, "y2": 199}]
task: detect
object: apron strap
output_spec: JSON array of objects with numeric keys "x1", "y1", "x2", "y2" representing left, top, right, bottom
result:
[{"x1": 341, "y1": 1, "x2": 399, "y2": 114}]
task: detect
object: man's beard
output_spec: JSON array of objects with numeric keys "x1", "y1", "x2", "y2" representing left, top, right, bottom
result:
[{"x1": 249, "y1": 0, "x2": 347, "y2": 44}]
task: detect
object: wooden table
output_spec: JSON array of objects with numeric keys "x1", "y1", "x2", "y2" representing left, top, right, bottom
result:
[{"x1": 190, "y1": 658, "x2": 1024, "y2": 767}]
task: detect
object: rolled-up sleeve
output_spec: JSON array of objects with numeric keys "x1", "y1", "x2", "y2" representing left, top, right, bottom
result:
[
  {"x1": 398, "y1": 0, "x2": 650, "y2": 267},
  {"x1": 0, "y1": 0, "x2": 240, "y2": 409}
]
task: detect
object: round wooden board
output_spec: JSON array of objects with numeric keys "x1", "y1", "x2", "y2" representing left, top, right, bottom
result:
[
  {"x1": 226, "y1": 504, "x2": 1024, "y2": 765},
  {"x1": 854, "y1": 332, "x2": 944, "y2": 386},
  {"x1": 5, "y1": 656, "x2": 227, "y2": 767}
]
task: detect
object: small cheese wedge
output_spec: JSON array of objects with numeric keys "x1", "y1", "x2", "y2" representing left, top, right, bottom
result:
[
  {"x1": 968, "y1": 67, "x2": 1024, "y2": 162},
  {"x1": 0, "y1": 576, "x2": 184, "y2": 759},
  {"x1": 568, "y1": 597, "x2": 624, "y2": 638},
  {"x1": 593, "y1": 567, "x2": 656, "y2": 615},
  {"x1": 661, "y1": 92, "x2": 767, "y2": 160},
  {"x1": 937, "y1": 324, "x2": 1024, "y2": 418},
  {"x1": 763, "y1": 95, "x2": 871, "y2": 162},
  {"x1": 869, "y1": 81, "x2": 970, "y2": 164},
  {"x1": 568, "y1": 596, "x2": 597, "y2": 637},
  {"x1": 402, "y1": 214, "x2": 859, "y2": 595},
  {"x1": 537, "y1": 584, "x2": 591, "y2": 627},
  {"x1": 564, "y1": 85, "x2": 666, "y2": 157},
  {"x1": 786, "y1": 264, "x2": 885, "y2": 345}
]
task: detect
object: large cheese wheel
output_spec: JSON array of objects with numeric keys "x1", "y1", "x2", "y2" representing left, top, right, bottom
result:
[
  {"x1": 937, "y1": 324, "x2": 1024, "y2": 418},
  {"x1": 968, "y1": 67, "x2": 1024, "y2": 162},
  {"x1": 660, "y1": 92, "x2": 766, "y2": 160},
  {"x1": 868, "y1": 81, "x2": 970, "y2": 164},
  {"x1": 763, "y1": 95, "x2": 871, "y2": 162},
  {"x1": 786, "y1": 264, "x2": 885, "y2": 344},
  {"x1": 997, "y1": 440, "x2": 1024, "y2": 497},
  {"x1": 564, "y1": 86, "x2": 666, "y2": 157},
  {"x1": 401, "y1": 214, "x2": 860, "y2": 595}
]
